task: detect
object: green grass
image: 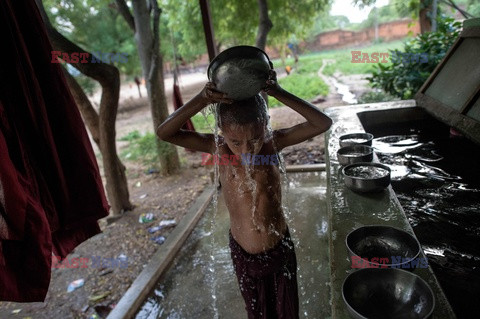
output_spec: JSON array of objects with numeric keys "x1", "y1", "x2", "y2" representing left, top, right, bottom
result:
[
  {"x1": 119, "y1": 131, "x2": 159, "y2": 165},
  {"x1": 191, "y1": 112, "x2": 215, "y2": 133},
  {"x1": 272, "y1": 39, "x2": 407, "y2": 77},
  {"x1": 268, "y1": 73, "x2": 329, "y2": 107},
  {"x1": 266, "y1": 39, "x2": 408, "y2": 106},
  {"x1": 118, "y1": 130, "x2": 141, "y2": 141},
  {"x1": 118, "y1": 113, "x2": 216, "y2": 168}
]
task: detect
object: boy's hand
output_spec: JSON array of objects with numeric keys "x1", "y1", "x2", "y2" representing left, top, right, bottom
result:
[
  {"x1": 263, "y1": 70, "x2": 282, "y2": 96},
  {"x1": 199, "y1": 82, "x2": 234, "y2": 104}
]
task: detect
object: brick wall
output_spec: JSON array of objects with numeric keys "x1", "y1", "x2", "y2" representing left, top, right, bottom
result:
[{"x1": 300, "y1": 19, "x2": 420, "y2": 52}]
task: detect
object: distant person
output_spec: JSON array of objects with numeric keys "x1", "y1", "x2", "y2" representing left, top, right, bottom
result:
[
  {"x1": 156, "y1": 70, "x2": 332, "y2": 318},
  {"x1": 287, "y1": 43, "x2": 299, "y2": 63},
  {"x1": 134, "y1": 76, "x2": 142, "y2": 98},
  {"x1": 285, "y1": 65, "x2": 292, "y2": 75}
]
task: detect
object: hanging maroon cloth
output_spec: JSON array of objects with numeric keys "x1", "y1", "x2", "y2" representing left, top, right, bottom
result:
[
  {"x1": 173, "y1": 73, "x2": 195, "y2": 132},
  {"x1": 173, "y1": 74, "x2": 196, "y2": 152},
  {"x1": 0, "y1": 0, "x2": 109, "y2": 302}
]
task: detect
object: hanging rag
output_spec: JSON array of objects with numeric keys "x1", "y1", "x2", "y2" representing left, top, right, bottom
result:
[
  {"x1": 173, "y1": 73, "x2": 195, "y2": 132},
  {"x1": 172, "y1": 72, "x2": 196, "y2": 153},
  {"x1": 0, "y1": 0, "x2": 109, "y2": 302}
]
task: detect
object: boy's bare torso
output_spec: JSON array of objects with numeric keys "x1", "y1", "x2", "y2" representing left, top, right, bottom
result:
[{"x1": 218, "y1": 137, "x2": 287, "y2": 254}]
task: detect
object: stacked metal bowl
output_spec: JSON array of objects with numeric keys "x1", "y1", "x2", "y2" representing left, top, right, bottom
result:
[{"x1": 338, "y1": 132, "x2": 391, "y2": 192}]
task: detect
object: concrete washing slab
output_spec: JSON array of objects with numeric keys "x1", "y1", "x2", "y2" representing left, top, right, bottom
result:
[{"x1": 325, "y1": 101, "x2": 457, "y2": 318}]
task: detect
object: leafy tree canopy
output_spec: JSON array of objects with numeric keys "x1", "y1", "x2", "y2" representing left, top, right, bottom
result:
[
  {"x1": 43, "y1": 0, "x2": 331, "y2": 71},
  {"x1": 164, "y1": 0, "x2": 330, "y2": 58}
]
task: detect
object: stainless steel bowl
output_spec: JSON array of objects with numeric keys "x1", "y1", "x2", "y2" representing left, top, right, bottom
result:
[
  {"x1": 342, "y1": 268, "x2": 435, "y2": 319},
  {"x1": 342, "y1": 162, "x2": 391, "y2": 192},
  {"x1": 339, "y1": 133, "x2": 374, "y2": 147},
  {"x1": 337, "y1": 145, "x2": 374, "y2": 166},
  {"x1": 207, "y1": 46, "x2": 272, "y2": 101},
  {"x1": 346, "y1": 225, "x2": 421, "y2": 269}
]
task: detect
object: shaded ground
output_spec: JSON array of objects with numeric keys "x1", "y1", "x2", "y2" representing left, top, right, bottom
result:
[{"x1": 0, "y1": 63, "x2": 370, "y2": 319}]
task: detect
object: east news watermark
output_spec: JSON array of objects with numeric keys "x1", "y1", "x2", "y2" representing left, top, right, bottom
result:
[
  {"x1": 201, "y1": 153, "x2": 279, "y2": 166},
  {"x1": 51, "y1": 255, "x2": 128, "y2": 269},
  {"x1": 51, "y1": 51, "x2": 129, "y2": 64},
  {"x1": 351, "y1": 51, "x2": 428, "y2": 64},
  {"x1": 351, "y1": 255, "x2": 429, "y2": 269}
]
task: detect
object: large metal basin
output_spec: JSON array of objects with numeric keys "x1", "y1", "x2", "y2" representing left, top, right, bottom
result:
[{"x1": 342, "y1": 268, "x2": 435, "y2": 319}]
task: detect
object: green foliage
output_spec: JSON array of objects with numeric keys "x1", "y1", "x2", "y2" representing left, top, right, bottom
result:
[
  {"x1": 312, "y1": 40, "x2": 405, "y2": 76},
  {"x1": 466, "y1": 0, "x2": 480, "y2": 17},
  {"x1": 357, "y1": 90, "x2": 399, "y2": 103},
  {"x1": 118, "y1": 130, "x2": 141, "y2": 141},
  {"x1": 191, "y1": 113, "x2": 216, "y2": 133},
  {"x1": 269, "y1": 73, "x2": 329, "y2": 107},
  {"x1": 74, "y1": 74, "x2": 98, "y2": 95},
  {"x1": 307, "y1": 13, "x2": 350, "y2": 38},
  {"x1": 44, "y1": 0, "x2": 142, "y2": 76},
  {"x1": 368, "y1": 17, "x2": 461, "y2": 99},
  {"x1": 164, "y1": 0, "x2": 330, "y2": 58},
  {"x1": 120, "y1": 132, "x2": 159, "y2": 165},
  {"x1": 356, "y1": 5, "x2": 405, "y2": 30}
]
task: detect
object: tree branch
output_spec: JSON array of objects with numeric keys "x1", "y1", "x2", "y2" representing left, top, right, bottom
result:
[
  {"x1": 149, "y1": 0, "x2": 161, "y2": 84},
  {"x1": 440, "y1": 0, "x2": 475, "y2": 19},
  {"x1": 255, "y1": 0, "x2": 273, "y2": 50},
  {"x1": 35, "y1": 0, "x2": 118, "y2": 84},
  {"x1": 114, "y1": 0, "x2": 136, "y2": 31},
  {"x1": 61, "y1": 66, "x2": 100, "y2": 146}
]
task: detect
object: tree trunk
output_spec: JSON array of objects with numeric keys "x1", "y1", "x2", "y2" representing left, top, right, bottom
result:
[
  {"x1": 279, "y1": 45, "x2": 286, "y2": 68},
  {"x1": 255, "y1": 0, "x2": 273, "y2": 104},
  {"x1": 131, "y1": 0, "x2": 180, "y2": 175},
  {"x1": 36, "y1": 0, "x2": 133, "y2": 215},
  {"x1": 255, "y1": 0, "x2": 273, "y2": 50},
  {"x1": 419, "y1": 0, "x2": 432, "y2": 33}
]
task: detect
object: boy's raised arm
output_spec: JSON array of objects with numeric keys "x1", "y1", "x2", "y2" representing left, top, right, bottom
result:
[
  {"x1": 156, "y1": 82, "x2": 232, "y2": 154},
  {"x1": 264, "y1": 71, "x2": 333, "y2": 151}
]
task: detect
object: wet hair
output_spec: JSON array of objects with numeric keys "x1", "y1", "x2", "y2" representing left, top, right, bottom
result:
[{"x1": 216, "y1": 94, "x2": 268, "y2": 129}]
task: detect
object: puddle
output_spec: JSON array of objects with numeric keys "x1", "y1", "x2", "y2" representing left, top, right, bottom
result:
[{"x1": 331, "y1": 77, "x2": 357, "y2": 104}]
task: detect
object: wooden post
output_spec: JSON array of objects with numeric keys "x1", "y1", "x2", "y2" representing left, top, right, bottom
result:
[{"x1": 199, "y1": 0, "x2": 217, "y2": 61}]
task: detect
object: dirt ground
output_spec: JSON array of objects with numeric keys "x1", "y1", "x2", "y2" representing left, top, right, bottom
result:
[{"x1": 0, "y1": 66, "x2": 370, "y2": 319}]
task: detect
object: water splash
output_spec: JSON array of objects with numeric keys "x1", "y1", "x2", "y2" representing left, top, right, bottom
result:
[{"x1": 210, "y1": 103, "x2": 220, "y2": 319}]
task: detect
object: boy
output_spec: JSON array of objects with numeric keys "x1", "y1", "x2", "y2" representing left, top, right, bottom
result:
[{"x1": 157, "y1": 70, "x2": 332, "y2": 318}]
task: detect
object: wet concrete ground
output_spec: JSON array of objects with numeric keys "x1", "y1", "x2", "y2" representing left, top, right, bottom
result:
[{"x1": 135, "y1": 171, "x2": 331, "y2": 319}]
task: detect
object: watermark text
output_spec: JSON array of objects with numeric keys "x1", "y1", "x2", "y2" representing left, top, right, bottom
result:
[
  {"x1": 51, "y1": 51, "x2": 129, "y2": 64},
  {"x1": 351, "y1": 51, "x2": 428, "y2": 64},
  {"x1": 351, "y1": 255, "x2": 429, "y2": 269},
  {"x1": 201, "y1": 153, "x2": 279, "y2": 166}
]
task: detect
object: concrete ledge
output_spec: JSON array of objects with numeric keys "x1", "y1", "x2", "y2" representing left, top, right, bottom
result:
[
  {"x1": 107, "y1": 186, "x2": 216, "y2": 319},
  {"x1": 285, "y1": 163, "x2": 326, "y2": 172},
  {"x1": 324, "y1": 101, "x2": 457, "y2": 318}
]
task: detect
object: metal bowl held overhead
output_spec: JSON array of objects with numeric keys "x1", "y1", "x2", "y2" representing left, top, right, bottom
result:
[
  {"x1": 208, "y1": 45, "x2": 273, "y2": 101},
  {"x1": 342, "y1": 162, "x2": 391, "y2": 193},
  {"x1": 346, "y1": 225, "x2": 421, "y2": 269},
  {"x1": 342, "y1": 268, "x2": 435, "y2": 319},
  {"x1": 339, "y1": 133, "x2": 374, "y2": 147},
  {"x1": 337, "y1": 145, "x2": 374, "y2": 166}
]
